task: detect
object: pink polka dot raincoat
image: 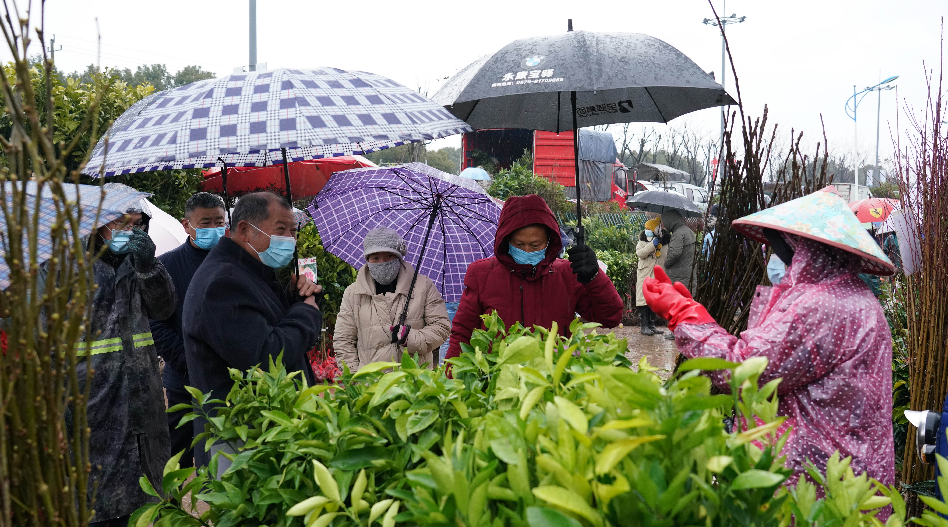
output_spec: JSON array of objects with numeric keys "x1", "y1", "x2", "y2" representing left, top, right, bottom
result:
[{"x1": 675, "y1": 236, "x2": 894, "y2": 486}]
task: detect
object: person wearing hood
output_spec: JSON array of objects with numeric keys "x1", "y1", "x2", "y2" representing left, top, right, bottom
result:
[
  {"x1": 37, "y1": 188, "x2": 176, "y2": 526},
  {"x1": 661, "y1": 208, "x2": 696, "y2": 289},
  {"x1": 445, "y1": 195, "x2": 623, "y2": 360},
  {"x1": 635, "y1": 217, "x2": 670, "y2": 335},
  {"x1": 643, "y1": 189, "x2": 896, "y2": 491},
  {"x1": 334, "y1": 227, "x2": 451, "y2": 372},
  {"x1": 150, "y1": 192, "x2": 227, "y2": 469}
]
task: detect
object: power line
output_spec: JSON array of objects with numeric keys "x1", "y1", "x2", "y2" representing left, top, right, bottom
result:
[{"x1": 53, "y1": 33, "x2": 229, "y2": 69}]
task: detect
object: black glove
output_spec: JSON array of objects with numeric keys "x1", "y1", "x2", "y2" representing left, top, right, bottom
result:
[
  {"x1": 128, "y1": 229, "x2": 157, "y2": 273},
  {"x1": 390, "y1": 324, "x2": 411, "y2": 346},
  {"x1": 567, "y1": 244, "x2": 599, "y2": 284},
  {"x1": 660, "y1": 231, "x2": 671, "y2": 245}
]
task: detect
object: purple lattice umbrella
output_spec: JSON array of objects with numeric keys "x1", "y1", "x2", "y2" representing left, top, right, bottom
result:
[{"x1": 307, "y1": 163, "x2": 501, "y2": 305}]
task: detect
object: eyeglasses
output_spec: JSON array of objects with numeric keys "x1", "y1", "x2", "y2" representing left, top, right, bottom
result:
[{"x1": 109, "y1": 218, "x2": 146, "y2": 230}]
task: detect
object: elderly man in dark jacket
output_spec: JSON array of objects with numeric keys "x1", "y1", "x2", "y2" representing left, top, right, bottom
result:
[
  {"x1": 445, "y1": 194, "x2": 623, "y2": 360},
  {"x1": 183, "y1": 192, "x2": 322, "y2": 468},
  {"x1": 150, "y1": 192, "x2": 226, "y2": 469},
  {"x1": 40, "y1": 196, "x2": 176, "y2": 527}
]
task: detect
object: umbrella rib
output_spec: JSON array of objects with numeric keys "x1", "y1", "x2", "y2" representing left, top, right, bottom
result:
[
  {"x1": 378, "y1": 187, "x2": 431, "y2": 207},
  {"x1": 390, "y1": 168, "x2": 433, "y2": 198},
  {"x1": 441, "y1": 206, "x2": 494, "y2": 258},
  {"x1": 437, "y1": 211, "x2": 449, "y2": 297},
  {"x1": 439, "y1": 201, "x2": 497, "y2": 224},
  {"x1": 643, "y1": 87, "x2": 670, "y2": 124}
]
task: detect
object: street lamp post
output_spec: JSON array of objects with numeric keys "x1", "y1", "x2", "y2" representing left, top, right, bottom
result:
[
  {"x1": 845, "y1": 75, "x2": 898, "y2": 186},
  {"x1": 702, "y1": 3, "x2": 746, "y2": 150}
]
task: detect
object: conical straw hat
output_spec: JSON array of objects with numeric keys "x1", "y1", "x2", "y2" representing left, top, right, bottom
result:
[{"x1": 732, "y1": 190, "x2": 895, "y2": 275}]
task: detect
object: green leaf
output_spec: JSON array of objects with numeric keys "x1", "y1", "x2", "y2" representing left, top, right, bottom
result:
[
  {"x1": 286, "y1": 495, "x2": 331, "y2": 516},
  {"x1": 328, "y1": 446, "x2": 391, "y2": 471},
  {"x1": 532, "y1": 486, "x2": 602, "y2": 527},
  {"x1": 678, "y1": 357, "x2": 739, "y2": 371},
  {"x1": 594, "y1": 436, "x2": 665, "y2": 475},
  {"x1": 730, "y1": 469, "x2": 785, "y2": 490},
  {"x1": 312, "y1": 460, "x2": 341, "y2": 503},
  {"x1": 369, "y1": 371, "x2": 407, "y2": 408},
  {"x1": 706, "y1": 456, "x2": 733, "y2": 474},
  {"x1": 135, "y1": 504, "x2": 160, "y2": 527},
  {"x1": 139, "y1": 475, "x2": 159, "y2": 497},
  {"x1": 352, "y1": 361, "x2": 399, "y2": 378},
  {"x1": 370, "y1": 499, "x2": 394, "y2": 524},
  {"x1": 166, "y1": 403, "x2": 193, "y2": 413},
  {"x1": 552, "y1": 345, "x2": 576, "y2": 386},
  {"x1": 498, "y1": 336, "x2": 541, "y2": 366},
  {"x1": 163, "y1": 449, "x2": 184, "y2": 477},
  {"x1": 553, "y1": 396, "x2": 588, "y2": 434},
  {"x1": 520, "y1": 386, "x2": 547, "y2": 420},
  {"x1": 406, "y1": 409, "x2": 438, "y2": 436}
]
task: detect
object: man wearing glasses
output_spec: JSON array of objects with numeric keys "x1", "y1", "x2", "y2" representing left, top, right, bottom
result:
[
  {"x1": 150, "y1": 192, "x2": 227, "y2": 470},
  {"x1": 73, "y1": 191, "x2": 176, "y2": 527},
  {"x1": 182, "y1": 192, "x2": 322, "y2": 470}
]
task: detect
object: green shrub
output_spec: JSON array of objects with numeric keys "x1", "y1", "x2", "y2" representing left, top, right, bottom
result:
[
  {"x1": 137, "y1": 315, "x2": 906, "y2": 526},
  {"x1": 488, "y1": 150, "x2": 571, "y2": 216},
  {"x1": 598, "y1": 250, "x2": 637, "y2": 299}
]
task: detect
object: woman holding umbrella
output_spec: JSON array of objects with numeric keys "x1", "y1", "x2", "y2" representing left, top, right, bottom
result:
[
  {"x1": 643, "y1": 190, "x2": 896, "y2": 490},
  {"x1": 334, "y1": 228, "x2": 451, "y2": 372},
  {"x1": 444, "y1": 195, "x2": 623, "y2": 360}
]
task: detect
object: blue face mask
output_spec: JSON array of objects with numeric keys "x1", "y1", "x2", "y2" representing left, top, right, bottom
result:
[
  {"x1": 767, "y1": 254, "x2": 787, "y2": 285},
  {"x1": 105, "y1": 226, "x2": 133, "y2": 254},
  {"x1": 508, "y1": 243, "x2": 546, "y2": 266},
  {"x1": 191, "y1": 226, "x2": 226, "y2": 250},
  {"x1": 250, "y1": 223, "x2": 296, "y2": 268}
]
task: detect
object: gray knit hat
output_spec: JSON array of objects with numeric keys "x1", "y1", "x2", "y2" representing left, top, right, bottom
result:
[{"x1": 363, "y1": 227, "x2": 407, "y2": 259}]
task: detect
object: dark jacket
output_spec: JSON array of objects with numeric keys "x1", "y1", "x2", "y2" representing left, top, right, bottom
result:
[
  {"x1": 42, "y1": 243, "x2": 176, "y2": 521},
  {"x1": 662, "y1": 209, "x2": 697, "y2": 290},
  {"x1": 445, "y1": 195, "x2": 623, "y2": 360},
  {"x1": 183, "y1": 237, "x2": 321, "y2": 466},
  {"x1": 150, "y1": 240, "x2": 210, "y2": 375}
]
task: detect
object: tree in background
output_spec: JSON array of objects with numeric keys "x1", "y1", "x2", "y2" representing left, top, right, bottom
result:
[
  {"x1": 67, "y1": 63, "x2": 216, "y2": 91},
  {"x1": 363, "y1": 144, "x2": 461, "y2": 175}
]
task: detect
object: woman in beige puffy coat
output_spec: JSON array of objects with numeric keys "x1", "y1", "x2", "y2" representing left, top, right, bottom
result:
[
  {"x1": 635, "y1": 217, "x2": 669, "y2": 335},
  {"x1": 334, "y1": 228, "x2": 451, "y2": 372}
]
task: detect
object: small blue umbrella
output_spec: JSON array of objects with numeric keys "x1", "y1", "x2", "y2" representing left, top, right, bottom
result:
[
  {"x1": 460, "y1": 167, "x2": 492, "y2": 181},
  {"x1": 0, "y1": 182, "x2": 150, "y2": 288},
  {"x1": 308, "y1": 163, "x2": 501, "y2": 304},
  {"x1": 82, "y1": 67, "x2": 473, "y2": 176}
]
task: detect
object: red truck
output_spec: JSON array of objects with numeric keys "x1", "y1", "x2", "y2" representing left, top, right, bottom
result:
[{"x1": 460, "y1": 129, "x2": 629, "y2": 208}]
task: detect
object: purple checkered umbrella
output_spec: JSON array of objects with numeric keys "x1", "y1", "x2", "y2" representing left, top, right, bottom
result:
[
  {"x1": 81, "y1": 68, "x2": 472, "y2": 177},
  {"x1": 307, "y1": 163, "x2": 501, "y2": 305}
]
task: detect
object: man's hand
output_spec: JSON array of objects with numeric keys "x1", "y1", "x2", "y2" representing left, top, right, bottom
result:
[
  {"x1": 291, "y1": 274, "x2": 323, "y2": 309},
  {"x1": 567, "y1": 244, "x2": 600, "y2": 284},
  {"x1": 128, "y1": 229, "x2": 157, "y2": 272}
]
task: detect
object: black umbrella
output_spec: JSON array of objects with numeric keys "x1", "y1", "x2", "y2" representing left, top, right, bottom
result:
[
  {"x1": 433, "y1": 21, "x2": 734, "y2": 242},
  {"x1": 625, "y1": 190, "x2": 702, "y2": 217}
]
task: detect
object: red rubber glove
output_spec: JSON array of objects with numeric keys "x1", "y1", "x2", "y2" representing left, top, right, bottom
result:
[{"x1": 643, "y1": 266, "x2": 715, "y2": 331}]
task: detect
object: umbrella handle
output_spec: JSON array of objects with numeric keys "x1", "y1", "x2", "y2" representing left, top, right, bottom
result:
[
  {"x1": 399, "y1": 195, "x2": 442, "y2": 326},
  {"x1": 217, "y1": 157, "x2": 232, "y2": 226}
]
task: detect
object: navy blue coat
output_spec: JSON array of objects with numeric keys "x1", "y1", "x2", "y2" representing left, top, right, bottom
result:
[
  {"x1": 183, "y1": 237, "x2": 321, "y2": 466},
  {"x1": 150, "y1": 240, "x2": 210, "y2": 375}
]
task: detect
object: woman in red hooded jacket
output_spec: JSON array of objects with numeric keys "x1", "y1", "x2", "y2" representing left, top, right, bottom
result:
[{"x1": 445, "y1": 195, "x2": 624, "y2": 359}]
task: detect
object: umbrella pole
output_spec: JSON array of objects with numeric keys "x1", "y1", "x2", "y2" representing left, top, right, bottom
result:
[
  {"x1": 571, "y1": 90, "x2": 583, "y2": 245},
  {"x1": 216, "y1": 157, "x2": 232, "y2": 225},
  {"x1": 398, "y1": 195, "x2": 442, "y2": 328},
  {"x1": 280, "y1": 147, "x2": 300, "y2": 277}
]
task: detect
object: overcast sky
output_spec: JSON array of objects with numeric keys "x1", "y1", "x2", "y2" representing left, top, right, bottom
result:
[{"x1": 23, "y1": 0, "x2": 948, "y2": 167}]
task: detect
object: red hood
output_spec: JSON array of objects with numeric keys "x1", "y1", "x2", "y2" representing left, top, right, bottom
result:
[{"x1": 494, "y1": 195, "x2": 562, "y2": 271}]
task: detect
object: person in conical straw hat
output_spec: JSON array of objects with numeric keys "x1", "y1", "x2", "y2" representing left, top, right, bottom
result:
[{"x1": 644, "y1": 189, "x2": 895, "y2": 492}]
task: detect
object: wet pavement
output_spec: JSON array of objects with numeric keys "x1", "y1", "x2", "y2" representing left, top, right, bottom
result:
[{"x1": 603, "y1": 324, "x2": 680, "y2": 379}]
